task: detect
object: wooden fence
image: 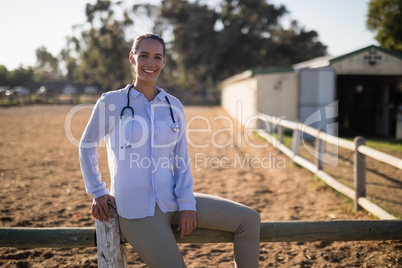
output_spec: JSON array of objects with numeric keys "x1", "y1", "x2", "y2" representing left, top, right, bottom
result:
[
  {"x1": 0, "y1": 93, "x2": 99, "y2": 105},
  {"x1": 1, "y1": 110, "x2": 401, "y2": 267},
  {"x1": 1, "y1": 206, "x2": 401, "y2": 268},
  {"x1": 256, "y1": 113, "x2": 402, "y2": 220}
]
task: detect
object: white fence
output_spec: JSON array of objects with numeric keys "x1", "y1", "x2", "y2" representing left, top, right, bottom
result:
[
  {"x1": 1, "y1": 206, "x2": 401, "y2": 268},
  {"x1": 256, "y1": 113, "x2": 402, "y2": 220}
]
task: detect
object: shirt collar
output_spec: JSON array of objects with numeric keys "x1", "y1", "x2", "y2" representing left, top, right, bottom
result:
[
  {"x1": 155, "y1": 86, "x2": 167, "y2": 101},
  {"x1": 127, "y1": 84, "x2": 167, "y2": 101}
]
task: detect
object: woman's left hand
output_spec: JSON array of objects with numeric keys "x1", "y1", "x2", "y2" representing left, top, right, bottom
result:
[{"x1": 177, "y1": 210, "x2": 197, "y2": 238}]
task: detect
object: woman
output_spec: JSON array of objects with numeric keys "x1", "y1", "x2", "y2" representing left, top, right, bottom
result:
[{"x1": 79, "y1": 33, "x2": 260, "y2": 267}]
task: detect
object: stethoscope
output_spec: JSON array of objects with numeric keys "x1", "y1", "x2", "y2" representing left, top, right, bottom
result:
[{"x1": 120, "y1": 84, "x2": 179, "y2": 149}]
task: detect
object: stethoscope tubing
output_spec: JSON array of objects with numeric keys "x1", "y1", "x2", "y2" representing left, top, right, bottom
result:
[
  {"x1": 119, "y1": 84, "x2": 180, "y2": 148},
  {"x1": 120, "y1": 85, "x2": 135, "y2": 119}
]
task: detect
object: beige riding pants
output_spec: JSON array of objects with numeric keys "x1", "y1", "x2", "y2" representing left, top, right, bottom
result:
[{"x1": 119, "y1": 193, "x2": 261, "y2": 268}]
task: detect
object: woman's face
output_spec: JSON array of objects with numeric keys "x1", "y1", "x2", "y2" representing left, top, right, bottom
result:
[{"x1": 130, "y1": 38, "x2": 165, "y2": 84}]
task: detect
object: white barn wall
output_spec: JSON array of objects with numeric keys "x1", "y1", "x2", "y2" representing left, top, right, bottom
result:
[
  {"x1": 221, "y1": 76, "x2": 258, "y2": 127},
  {"x1": 256, "y1": 72, "x2": 298, "y2": 122},
  {"x1": 221, "y1": 45, "x2": 402, "y2": 138}
]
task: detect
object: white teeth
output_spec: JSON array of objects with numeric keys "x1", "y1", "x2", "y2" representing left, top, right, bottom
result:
[{"x1": 144, "y1": 69, "x2": 155, "y2": 73}]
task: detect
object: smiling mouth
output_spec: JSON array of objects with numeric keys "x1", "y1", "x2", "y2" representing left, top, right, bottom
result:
[{"x1": 143, "y1": 69, "x2": 156, "y2": 74}]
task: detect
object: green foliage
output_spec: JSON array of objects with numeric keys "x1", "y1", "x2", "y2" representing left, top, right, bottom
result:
[
  {"x1": 365, "y1": 138, "x2": 402, "y2": 153},
  {"x1": 344, "y1": 137, "x2": 402, "y2": 153},
  {"x1": 9, "y1": 66, "x2": 35, "y2": 87},
  {"x1": 0, "y1": 65, "x2": 35, "y2": 87},
  {"x1": 156, "y1": 0, "x2": 221, "y2": 97},
  {"x1": 0, "y1": 65, "x2": 11, "y2": 85},
  {"x1": 0, "y1": 49, "x2": 59, "y2": 86},
  {"x1": 34, "y1": 46, "x2": 60, "y2": 81},
  {"x1": 72, "y1": 0, "x2": 133, "y2": 91},
  {"x1": 367, "y1": 0, "x2": 402, "y2": 52},
  {"x1": 3, "y1": 0, "x2": 328, "y2": 97},
  {"x1": 155, "y1": 0, "x2": 327, "y2": 99}
]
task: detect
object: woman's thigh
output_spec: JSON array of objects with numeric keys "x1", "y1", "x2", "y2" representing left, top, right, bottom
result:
[
  {"x1": 173, "y1": 193, "x2": 260, "y2": 235},
  {"x1": 119, "y1": 205, "x2": 185, "y2": 268}
]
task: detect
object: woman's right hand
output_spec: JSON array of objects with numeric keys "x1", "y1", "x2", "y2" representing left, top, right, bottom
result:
[{"x1": 92, "y1": 194, "x2": 116, "y2": 222}]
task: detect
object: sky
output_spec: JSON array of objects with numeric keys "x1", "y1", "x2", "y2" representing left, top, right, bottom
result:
[{"x1": 0, "y1": 0, "x2": 377, "y2": 70}]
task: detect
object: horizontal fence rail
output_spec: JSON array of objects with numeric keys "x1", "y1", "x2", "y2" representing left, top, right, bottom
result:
[
  {"x1": 2, "y1": 207, "x2": 401, "y2": 267},
  {"x1": 256, "y1": 113, "x2": 401, "y2": 220},
  {"x1": 1, "y1": 220, "x2": 401, "y2": 248},
  {"x1": 358, "y1": 145, "x2": 402, "y2": 169},
  {"x1": 0, "y1": 93, "x2": 99, "y2": 105}
]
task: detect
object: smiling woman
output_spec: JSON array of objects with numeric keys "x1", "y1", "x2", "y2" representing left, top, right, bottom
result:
[
  {"x1": 129, "y1": 34, "x2": 166, "y2": 99},
  {"x1": 78, "y1": 33, "x2": 261, "y2": 268}
]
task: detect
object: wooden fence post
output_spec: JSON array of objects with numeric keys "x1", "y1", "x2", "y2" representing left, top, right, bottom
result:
[
  {"x1": 268, "y1": 122, "x2": 274, "y2": 145},
  {"x1": 292, "y1": 123, "x2": 301, "y2": 161},
  {"x1": 354, "y1": 136, "x2": 366, "y2": 211},
  {"x1": 269, "y1": 122, "x2": 274, "y2": 135},
  {"x1": 95, "y1": 206, "x2": 127, "y2": 268},
  {"x1": 315, "y1": 129, "x2": 325, "y2": 171},
  {"x1": 277, "y1": 125, "x2": 284, "y2": 146}
]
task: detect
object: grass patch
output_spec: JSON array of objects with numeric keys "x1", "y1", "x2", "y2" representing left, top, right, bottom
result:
[
  {"x1": 365, "y1": 138, "x2": 402, "y2": 153},
  {"x1": 381, "y1": 206, "x2": 402, "y2": 219},
  {"x1": 343, "y1": 137, "x2": 402, "y2": 154},
  {"x1": 265, "y1": 131, "x2": 401, "y2": 155},
  {"x1": 311, "y1": 176, "x2": 331, "y2": 192},
  {"x1": 272, "y1": 131, "x2": 293, "y2": 148},
  {"x1": 254, "y1": 129, "x2": 294, "y2": 148}
]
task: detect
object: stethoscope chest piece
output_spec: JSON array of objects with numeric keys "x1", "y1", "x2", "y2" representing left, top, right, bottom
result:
[{"x1": 172, "y1": 123, "x2": 180, "y2": 132}]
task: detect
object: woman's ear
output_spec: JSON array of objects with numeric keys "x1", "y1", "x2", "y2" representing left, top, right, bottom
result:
[{"x1": 129, "y1": 51, "x2": 135, "y2": 65}]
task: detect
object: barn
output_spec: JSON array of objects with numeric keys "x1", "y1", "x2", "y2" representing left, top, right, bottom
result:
[{"x1": 221, "y1": 45, "x2": 402, "y2": 138}]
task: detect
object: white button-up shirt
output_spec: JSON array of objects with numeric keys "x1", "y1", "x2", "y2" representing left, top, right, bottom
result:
[{"x1": 79, "y1": 84, "x2": 196, "y2": 219}]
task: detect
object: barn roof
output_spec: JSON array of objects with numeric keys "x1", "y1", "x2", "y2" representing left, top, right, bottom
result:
[
  {"x1": 329, "y1": 45, "x2": 402, "y2": 64},
  {"x1": 222, "y1": 45, "x2": 402, "y2": 85},
  {"x1": 292, "y1": 45, "x2": 402, "y2": 70}
]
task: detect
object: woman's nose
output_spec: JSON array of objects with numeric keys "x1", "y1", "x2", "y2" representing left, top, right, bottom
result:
[{"x1": 146, "y1": 58, "x2": 156, "y2": 66}]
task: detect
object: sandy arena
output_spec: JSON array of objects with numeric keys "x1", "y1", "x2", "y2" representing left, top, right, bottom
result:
[{"x1": 0, "y1": 104, "x2": 401, "y2": 267}]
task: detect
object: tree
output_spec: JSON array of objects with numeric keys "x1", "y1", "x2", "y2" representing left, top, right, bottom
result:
[
  {"x1": 58, "y1": 0, "x2": 326, "y2": 100},
  {"x1": 367, "y1": 0, "x2": 402, "y2": 52},
  {"x1": 270, "y1": 20, "x2": 327, "y2": 65},
  {"x1": 156, "y1": 0, "x2": 220, "y2": 98},
  {"x1": 34, "y1": 46, "x2": 60, "y2": 81},
  {"x1": 60, "y1": 40, "x2": 79, "y2": 82},
  {"x1": 0, "y1": 65, "x2": 10, "y2": 85},
  {"x1": 215, "y1": 0, "x2": 326, "y2": 74},
  {"x1": 68, "y1": 0, "x2": 133, "y2": 91},
  {"x1": 156, "y1": 0, "x2": 327, "y2": 99},
  {"x1": 9, "y1": 66, "x2": 35, "y2": 87}
]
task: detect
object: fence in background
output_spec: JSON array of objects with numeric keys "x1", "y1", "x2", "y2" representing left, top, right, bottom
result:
[
  {"x1": 0, "y1": 93, "x2": 99, "y2": 105},
  {"x1": 256, "y1": 113, "x2": 402, "y2": 220},
  {"x1": 1, "y1": 206, "x2": 401, "y2": 268}
]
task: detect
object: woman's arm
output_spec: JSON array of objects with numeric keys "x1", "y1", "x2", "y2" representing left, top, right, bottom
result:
[
  {"x1": 79, "y1": 93, "x2": 119, "y2": 220},
  {"x1": 79, "y1": 94, "x2": 110, "y2": 197},
  {"x1": 172, "y1": 104, "x2": 196, "y2": 211},
  {"x1": 171, "y1": 100, "x2": 197, "y2": 236}
]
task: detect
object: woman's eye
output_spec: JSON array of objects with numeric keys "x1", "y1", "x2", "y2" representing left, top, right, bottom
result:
[{"x1": 140, "y1": 54, "x2": 147, "y2": 58}]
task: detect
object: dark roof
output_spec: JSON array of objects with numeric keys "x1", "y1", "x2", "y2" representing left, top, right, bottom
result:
[
  {"x1": 250, "y1": 66, "x2": 294, "y2": 75},
  {"x1": 330, "y1": 45, "x2": 402, "y2": 64}
]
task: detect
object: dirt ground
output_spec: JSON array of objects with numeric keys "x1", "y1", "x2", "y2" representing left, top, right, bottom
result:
[{"x1": 0, "y1": 104, "x2": 401, "y2": 268}]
